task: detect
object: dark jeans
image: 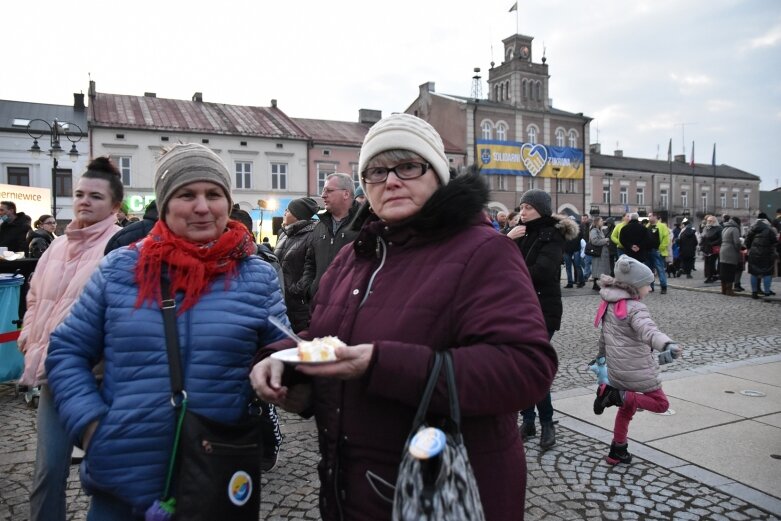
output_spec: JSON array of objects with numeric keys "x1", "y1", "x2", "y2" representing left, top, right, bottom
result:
[
  {"x1": 521, "y1": 330, "x2": 555, "y2": 423},
  {"x1": 563, "y1": 252, "x2": 583, "y2": 285}
]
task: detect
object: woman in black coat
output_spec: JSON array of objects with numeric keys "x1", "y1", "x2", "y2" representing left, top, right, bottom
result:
[
  {"x1": 274, "y1": 197, "x2": 319, "y2": 331},
  {"x1": 27, "y1": 215, "x2": 56, "y2": 258},
  {"x1": 745, "y1": 214, "x2": 779, "y2": 298},
  {"x1": 507, "y1": 189, "x2": 577, "y2": 450},
  {"x1": 677, "y1": 220, "x2": 698, "y2": 277}
]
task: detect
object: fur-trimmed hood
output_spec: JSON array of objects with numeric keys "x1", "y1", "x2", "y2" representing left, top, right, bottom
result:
[
  {"x1": 351, "y1": 171, "x2": 489, "y2": 255},
  {"x1": 598, "y1": 274, "x2": 641, "y2": 299},
  {"x1": 554, "y1": 215, "x2": 580, "y2": 241}
]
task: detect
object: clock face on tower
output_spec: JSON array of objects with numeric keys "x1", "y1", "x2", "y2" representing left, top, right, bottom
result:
[{"x1": 520, "y1": 46, "x2": 530, "y2": 59}]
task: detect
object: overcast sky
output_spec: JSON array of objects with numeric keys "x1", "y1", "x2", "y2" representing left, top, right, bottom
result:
[{"x1": 3, "y1": 0, "x2": 779, "y2": 189}]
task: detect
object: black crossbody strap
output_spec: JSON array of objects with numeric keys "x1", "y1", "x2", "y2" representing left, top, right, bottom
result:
[{"x1": 160, "y1": 276, "x2": 185, "y2": 397}]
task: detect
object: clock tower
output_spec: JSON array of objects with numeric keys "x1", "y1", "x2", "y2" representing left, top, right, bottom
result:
[{"x1": 488, "y1": 33, "x2": 549, "y2": 110}]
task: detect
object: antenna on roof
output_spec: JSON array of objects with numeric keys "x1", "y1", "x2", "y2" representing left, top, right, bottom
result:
[
  {"x1": 542, "y1": 44, "x2": 547, "y2": 64},
  {"x1": 471, "y1": 68, "x2": 482, "y2": 100}
]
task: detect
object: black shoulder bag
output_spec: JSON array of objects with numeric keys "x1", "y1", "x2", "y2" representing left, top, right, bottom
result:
[
  {"x1": 392, "y1": 351, "x2": 486, "y2": 521},
  {"x1": 146, "y1": 277, "x2": 263, "y2": 521}
]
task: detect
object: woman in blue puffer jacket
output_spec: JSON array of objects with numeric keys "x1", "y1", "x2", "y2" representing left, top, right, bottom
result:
[{"x1": 45, "y1": 143, "x2": 287, "y2": 519}]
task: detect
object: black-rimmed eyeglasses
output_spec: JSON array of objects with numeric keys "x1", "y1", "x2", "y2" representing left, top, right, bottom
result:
[{"x1": 362, "y1": 162, "x2": 430, "y2": 184}]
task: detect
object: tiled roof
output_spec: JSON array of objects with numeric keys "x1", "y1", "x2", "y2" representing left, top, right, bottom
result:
[
  {"x1": 434, "y1": 92, "x2": 590, "y2": 119},
  {"x1": 89, "y1": 93, "x2": 308, "y2": 140},
  {"x1": 591, "y1": 153, "x2": 760, "y2": 181},
  {"x1": 292, "y1": 118, "x2": 371, "y2": 146},
  {"x1": 0, "y1": 100, "x2": 87, "y2": 134}
]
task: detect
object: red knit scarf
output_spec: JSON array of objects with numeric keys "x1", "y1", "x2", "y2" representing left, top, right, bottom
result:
[{"x1": 133, "y1": 219, "x2": 256, "y2": 313}]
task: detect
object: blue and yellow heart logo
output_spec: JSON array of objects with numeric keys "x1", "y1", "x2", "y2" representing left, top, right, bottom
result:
[{"x1": 521, "y1": 144, "x2": 548, "y2": 176}]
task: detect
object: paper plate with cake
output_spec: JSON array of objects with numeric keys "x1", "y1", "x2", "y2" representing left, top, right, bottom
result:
[{"x1": 271, "y1": 336, "x2": 345, "y2": 365}]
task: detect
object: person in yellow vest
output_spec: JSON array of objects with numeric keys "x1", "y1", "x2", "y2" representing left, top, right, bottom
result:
[
  {"x1": 646, "y1": 213, "x2": 671, "y2": 294},
  {"x1": 610, "y1": 213, "x2": 631, "y2": 256}
]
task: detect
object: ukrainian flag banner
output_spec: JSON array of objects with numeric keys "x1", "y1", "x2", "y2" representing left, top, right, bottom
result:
[
  {"x1": 477, "y1": 140, "x2": 527, "y2": 175},
  {"x1": 477, "y1": 140, "x2": 583, "y2": 179}
]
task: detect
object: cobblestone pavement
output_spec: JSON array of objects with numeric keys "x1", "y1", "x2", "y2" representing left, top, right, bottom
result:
[{"x1": 1, "y1": 264, "x2": 779, "y2": 520}]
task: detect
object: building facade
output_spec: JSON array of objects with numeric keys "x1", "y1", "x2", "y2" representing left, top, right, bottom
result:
[
  {"x1": 88, "y1": 83, "x2": 310, "y2": 240},
  {"x1": 0, "y1": 96, "x2": 89, "y2": 225},
  {"x1": 406, "y1": 33, "x2": 592, "y2": 216},
  {"x1": 590, "y1": 145, "x2": 761, "y2": 223}
]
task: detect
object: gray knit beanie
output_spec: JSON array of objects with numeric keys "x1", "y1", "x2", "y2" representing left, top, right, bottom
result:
[
  {"x1": 358, "y1": 114, "x2": 450, "y2": 190},
  {"x1": 287, "y1": 197, "x2": 319, "y2": 221},
  {"x1": 154, "y1": 143, "x2": 232, "y2": 215},
  {"x1": 519, "y1": 189, "x2": 552, "y2": 217},
  {"x1": 614, "y1": 254, "x2": 655, "y2": 288}
]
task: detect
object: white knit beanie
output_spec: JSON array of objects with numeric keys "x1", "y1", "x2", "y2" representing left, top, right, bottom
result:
[
  {"x1": 358, "y1": 114, "x2": 449, "y2": 190},
  {"x1": 614, "y1": 255, "x2": 655, "y2": 288}
]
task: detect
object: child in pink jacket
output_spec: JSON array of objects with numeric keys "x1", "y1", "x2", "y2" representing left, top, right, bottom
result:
[{"x1": 592, "y1": 255, "x2": 682, "y2": 465}]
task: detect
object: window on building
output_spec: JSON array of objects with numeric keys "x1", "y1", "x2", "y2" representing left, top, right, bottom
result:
[
  {"x1": 732, "y1": 193, "x2": 738, "y2": 209},
  {"x1": 701, "y1": 192, "x2": 708, "y2": 212},
  {"x1": 522, "y1": 79, "x2": 528, "y2": 98},
  {"x1": 568, "y1": 130, "x2": 578, "y2": 148},
  {"x1": 660, "y1": 189, "x2": 668, "y2": 209},
  {"x1": 743, "y1": 194, "x2": 749, "y2": 209},
  {"x1": 720, "y1": 192, "x2": 727, "y2": 208},
  {"x1": 681, "y1": 191, "x2": 688, "y2": 208},
  {"x1": 527, "y1": 126, "x2": 537, "y2": 144},
  {"x1": 481, "y1": 121, "x2": 493, "y2": 140},
  {"x1": 317, "y1": 163, "x2": 337, "y2": 194},
  {"x1": 351, "y1": 163, "x2": 360, "y2": 188},
  {"x1": 496, "y1": 123, "x2": 507, "y2": 141},
  {"x1": 55, "y1": 168, "x2": 73, "y2": 197},
  {"x1": 235, "y1": 162, "x2": 252, "y2": 189},
  {"x1": 636, "y1": 187, "x2": 644, "y2": 205},
  {"x1": 7, "y1": 167, "x2": 30, "y2": 186},
  {"x1": 555, "y1": 128, "x2": 565, "y2": 147},
  {"x1": 270, "y1": 163, "x2": 287, "y2": 190},
  {"x1": 602, "y1": 185, "x2": 610, "y2": 203},
  {"x1": 619, "y1": 187, "x2": 628, "y2": 205},
  {"x1": 111, "y1": 156, "x2": 131, "y2": 186},
  {"x1": 491, "y1": 175, "x2": 507, "y2": 191}
]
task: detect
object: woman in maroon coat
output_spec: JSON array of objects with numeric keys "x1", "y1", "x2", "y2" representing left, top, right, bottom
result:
[{"x1": 252, "y1": 114, "x2": 557, "y2": 521}]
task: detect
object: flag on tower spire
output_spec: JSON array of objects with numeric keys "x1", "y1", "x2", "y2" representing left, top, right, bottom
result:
[{"x1": 509, "y1": 2, "x2": 518, "y2": 12}]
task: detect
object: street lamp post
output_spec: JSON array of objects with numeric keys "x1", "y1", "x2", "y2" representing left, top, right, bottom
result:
[
  {"x1": 605, "y1": 172, "x2": 613, "y2": 218},
  {"x1": 26, "y1": 119, "x2": 83, "y2": 220},
  {"x1": 552, "y1": 167, "x2": 561, "y2": 213}
]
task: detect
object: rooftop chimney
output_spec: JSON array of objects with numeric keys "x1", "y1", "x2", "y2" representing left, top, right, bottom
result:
[
  {"x1": 88, "y1": 80, "x2": 96, "y2": 99},
  {"x1": 192, "y1": 92, "x2": 203, "y2": 102},
  {"x1": 144, "y1": 92, "x2": 157, "y2": 98},
  {"x1": 73, "y1": 93, "x2": 85, "y2": 110},
  {"x1": 674, "y1": 154, "x2": 686, "y2": 163},
  {"x1": 419, "y1": 81, "x2": 435, "y2": 97},
  {"x1": 614, "y1": 149, "x2": 623, "y2": 157},
  {"x1": 270, "y1": 99, "x2": 277, "y2": 108},
  {"x1": 358, "y1": 109, "x2": 382, "y2": 126}
]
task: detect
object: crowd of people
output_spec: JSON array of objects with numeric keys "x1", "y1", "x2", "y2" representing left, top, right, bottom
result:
[{"x1": 6, "y1": 112, "x2": 780, "y2": 520}]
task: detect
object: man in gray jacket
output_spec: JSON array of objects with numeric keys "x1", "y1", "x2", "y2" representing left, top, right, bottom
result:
[{"x1": 301, "y1": 173, "x2": 360, "y2": 299}]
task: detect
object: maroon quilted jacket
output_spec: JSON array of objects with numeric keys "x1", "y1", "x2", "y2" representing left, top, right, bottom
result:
[{"x1": 261, "y1": 173, "x2": 557, "y2": 520}]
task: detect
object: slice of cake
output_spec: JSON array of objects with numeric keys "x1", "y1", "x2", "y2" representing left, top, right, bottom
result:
[{"x1": 298, "y1": 336, "x2": 345, "y2": 362}]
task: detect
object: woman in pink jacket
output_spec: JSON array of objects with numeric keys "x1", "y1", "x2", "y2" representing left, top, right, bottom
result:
[{"x1": 18, "y1": 157, "x2": 123, "y2": 521}]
